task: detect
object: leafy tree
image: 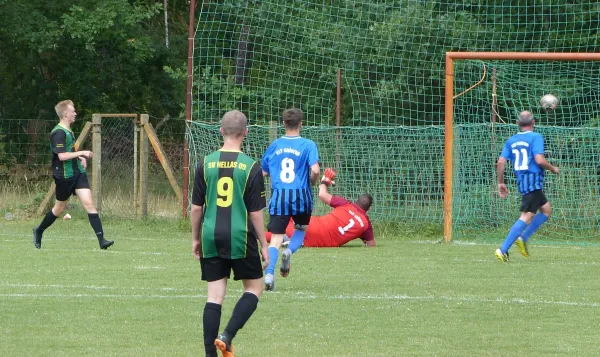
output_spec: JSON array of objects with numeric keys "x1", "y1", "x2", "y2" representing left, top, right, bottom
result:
[{"x1": 0, "y1": 0, "x2": 189, "y2": 164}]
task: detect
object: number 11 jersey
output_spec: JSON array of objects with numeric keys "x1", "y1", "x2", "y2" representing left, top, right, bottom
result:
[
  {"x1": 500, "y1": 130, "x2": 545, "y2": 195},
  {"x1": 261, "y1": 135, "x2": 319, "y2": 216}
]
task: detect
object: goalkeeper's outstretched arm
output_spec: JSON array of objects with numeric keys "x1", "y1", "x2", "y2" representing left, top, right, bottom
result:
[
  {"x1": 318, "y1": 183, "x2": 333, "y2": 205},
  {"x1": 318, "y1": 168, "x2": 337, "y2": 205}
]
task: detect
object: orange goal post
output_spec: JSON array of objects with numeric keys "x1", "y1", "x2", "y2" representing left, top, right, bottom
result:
[{"x1": 444, "y1": 52, "x2": 600, "y2": 243}]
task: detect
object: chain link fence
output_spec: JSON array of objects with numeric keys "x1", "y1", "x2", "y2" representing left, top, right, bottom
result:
[{"x1": 0, "y1": 117, "x2": 185, "y2": 220}]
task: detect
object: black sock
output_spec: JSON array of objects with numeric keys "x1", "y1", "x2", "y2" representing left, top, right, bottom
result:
[
  {"x1": 224, "y1": 292, "x2": 259, "y2": 340},
  {"x1": 38, "y1": 210, "x2": 57, "y2": 232},
  {"x1": 203, "y1": 302, "x2": 221, "y2": 357},
  {"x1": 88, "y1": 213, "x2": 105, "y2": 242}
]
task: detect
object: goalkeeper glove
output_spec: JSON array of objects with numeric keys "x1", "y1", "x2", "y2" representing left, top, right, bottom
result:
[{"x1": 320, "y1": 168, "x2": 337, "y2": 187}]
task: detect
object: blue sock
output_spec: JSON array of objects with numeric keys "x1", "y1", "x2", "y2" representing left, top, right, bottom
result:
[
  {"x1": 500, "y1": 219, "x2": 528, "y2": 254},
  {"x1": 265, "y1": 247, "x2": 279, "y2": 276},
  {"x1": 288, "y1": 229, "x2": 306, "y2": 253},
  {"x1": 521, "y1": 213, "x2": 548, "y2": 242}
]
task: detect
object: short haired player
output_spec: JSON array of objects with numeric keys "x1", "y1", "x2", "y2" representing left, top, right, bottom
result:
[
  {"x1": 261, "y1": 108, "x2": 320, "y2": 291},
  {"x1": 33, "y1": 100, "x2": 114, "y2": 250},
  {"x1": 495, "y1": 111, "x2": 559, "y2": 261},
  {"x1": 191, "y1": 110, "x2": 269, "y2": 357}
]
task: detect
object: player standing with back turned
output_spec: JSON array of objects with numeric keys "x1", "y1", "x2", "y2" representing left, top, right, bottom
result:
[
  {"x1": 495, "y1": 111, "x2": 559, "y2": 261},
  {"x1": 191, "y1": 110, "x2": 269, "y2": 357},
  {"x1": 261, "y1": 108, "x2": 320, "y2": 290}
]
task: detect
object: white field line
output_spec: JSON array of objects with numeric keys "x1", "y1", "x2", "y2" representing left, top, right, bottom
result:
[
  {"x1": 0, "y1": 246, "x2": 187, "y2": 256},
  {"x1": 0, "y1": 234, "x2": 183, "y2": 242},
  {"x1": 3, "y1": 235, "x2": 597, "y2": 250},
  {"x1": 412, "y1": 239, "x2": 598, "y2": 249},
  {"x1": 1, "y1": 283, "x2": 199, "y2": 292},
  {"x1": 3, "y1": 234, "x2": 598, "y2": 249},
  {"x1": 0, "y1": 283, "x2": 598, "y2": 308}
]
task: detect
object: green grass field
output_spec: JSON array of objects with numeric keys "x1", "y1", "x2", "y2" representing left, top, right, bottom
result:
[{"x1": 1, "y1": 217, "x2": 600, "y2": 356}]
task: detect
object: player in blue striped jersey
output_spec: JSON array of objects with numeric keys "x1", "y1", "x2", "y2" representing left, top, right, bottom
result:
[
  {"x1": 261, "y1": 108, "x2": 320, "y2": 290},
  {"x1": 495, "y1": 111, "x2": 559, "y2": 261}
]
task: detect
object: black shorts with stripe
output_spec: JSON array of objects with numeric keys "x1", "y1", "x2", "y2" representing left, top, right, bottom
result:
[
  {"x1": 268, "y1": 213, "x2": 311, "y2": 234},
  {"x1": 200, "y1": 254, "x2": 263, "y2": 282},
  {"x1": 520, "y1": 189, "x2": 548, "y2": 213}
]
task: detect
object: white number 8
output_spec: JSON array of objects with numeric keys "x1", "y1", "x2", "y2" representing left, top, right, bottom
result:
[{"x1": 280, "y1": 158, "x2": 296, "y2": 183}]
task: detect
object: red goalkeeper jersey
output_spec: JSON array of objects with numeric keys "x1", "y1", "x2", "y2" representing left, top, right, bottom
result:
[{"x1": 285, "y1": 195, "x2": 374, "y2": 247}]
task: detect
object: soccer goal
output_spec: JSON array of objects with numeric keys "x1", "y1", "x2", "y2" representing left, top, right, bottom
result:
[{"x1": 444, "y1": 52, "x2": 600, "y2": 244}]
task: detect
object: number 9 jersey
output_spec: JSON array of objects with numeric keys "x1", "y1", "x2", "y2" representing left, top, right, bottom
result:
[
  {"x1": 261, "y1": 135, "x2": 319, "y2": 216},
  {"x1": 500, "y1": 130, "x2": 545, "y2": 195},
  {"x1": 192, "y1": 150, "x2": 266, "y2": 259}
]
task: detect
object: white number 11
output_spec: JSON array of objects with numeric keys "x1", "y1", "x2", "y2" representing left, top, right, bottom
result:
[{"x1": 512, "y1": 148, "x2": 529, "y2": 171}]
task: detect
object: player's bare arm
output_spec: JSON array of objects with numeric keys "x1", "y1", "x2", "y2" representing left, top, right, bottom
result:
[
  {"x1": 319, "y1": 168, "x2": 337, "y2": 204},
  {"x1": 191, "y1": 203, "x2": 204, "y2": 260},
  {"x1": 249, "y1": 210, "x2": 270, "y2": 269},
  {"x1": 318, "y1": 184, "x2": 333, "y2": 205},
  {"x1": 496, "y1": 157, "x2": 508, "y2": 198},
  {"x1": 309, "y1": 163, "x2": 320, "y2": 185},
  {"x1": 534, "y1": 154, "x2": 559, "y2": 175},
  {"x1": 57, "y1": 150, "x2": 92, "y2": 161},
  {"x1": 364, "y1": 240, "x2": 376, "y2": 247}
]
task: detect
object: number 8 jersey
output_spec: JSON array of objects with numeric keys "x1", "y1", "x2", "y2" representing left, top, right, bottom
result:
[
  {"x1": 261, "y1": 135, "x2": 319, "y2": 216},
  {"x1": 500, "y1": 130, "x2": 545, "y2": 195}
]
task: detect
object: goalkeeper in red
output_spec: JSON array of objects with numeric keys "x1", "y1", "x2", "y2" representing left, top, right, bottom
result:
[{"x1": 266, "y1": 169, "x2": 375, "y2": 248}]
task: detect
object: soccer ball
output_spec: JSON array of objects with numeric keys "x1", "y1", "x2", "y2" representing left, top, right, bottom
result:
[{"x1": 540, "y1": 94, "x2": 558, "y2": 110}]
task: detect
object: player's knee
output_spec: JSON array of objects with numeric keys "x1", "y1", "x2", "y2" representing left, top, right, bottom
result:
[
  {"x1": 294, "y1": 224, "x2": 308, "y2": 232},
  {"x1": 269, "y1": 233, "x2": 284, "y2": 247},
  {"x1": 52, "y1": 203, "x2": 66, "y2": 216},
  {"x1": 540, "y1": 202, "x2": 552, "y2": 217},
  {"x1": 520, "y1": 213, "x2": 535, "y2": 224},
  {"x1": 52, "y1": 205, "x2": 65, "y2": 217},
  {"x1": 82, "y1": 202, "x2": 97, "y2": 213}
]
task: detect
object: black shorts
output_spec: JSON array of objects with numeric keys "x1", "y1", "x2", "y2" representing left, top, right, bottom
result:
[
  {"x1": 520, "y1": 190, "x2": 548, "y2": 213},
  {"x1": 54, "y1": 173, "x2": 90, "y2": 201},
  {"x1": 200, "y1": 254, "x2": 263, "y2": 282},
  {"x1": 268, "y1": 212, "x2": 311, "y2": 234}
]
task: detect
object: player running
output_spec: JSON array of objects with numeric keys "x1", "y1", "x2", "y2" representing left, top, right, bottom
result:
[
  {"x1": 33, "y1": 100, "x2": 114, "y2": 250},
  {"x1": 261, "y1": 108, "x2": 320, "y2": 291},
  {"x1": 495, "y1": 111, "x2": 559, "y2": 261},
  {"x1": 266, "y1": 168, "x2": 375, "y2": 248}
]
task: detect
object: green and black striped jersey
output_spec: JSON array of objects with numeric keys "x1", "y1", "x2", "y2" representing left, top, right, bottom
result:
[
  {"x1": 50, "y1": 124, "x2": 84, "y2": 179},
  {"x1": 192, "y1": 150, "x2": 266, "y2": 259}
]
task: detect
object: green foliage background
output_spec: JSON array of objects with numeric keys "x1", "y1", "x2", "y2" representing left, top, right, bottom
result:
[{"x1": 192, "y1": 0, "x2": 600, "y2": 126}]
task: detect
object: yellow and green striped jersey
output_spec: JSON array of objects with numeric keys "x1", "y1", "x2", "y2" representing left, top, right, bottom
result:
[{"x1": 192, "y1": 150, "x2": 266, "y2": 259}]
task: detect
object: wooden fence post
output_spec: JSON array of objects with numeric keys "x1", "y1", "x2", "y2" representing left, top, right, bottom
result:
[
  {"x1": 139, "y1": 114, "x2": 149, "y2": 217},
  {"x1": 92, "y1": 114, "x2": 102, "y2": 212},
  {"x1": 134, "y1": 115, "x2": 140, "y2": 216},
  {"x1": 143, "y1": 122, "x2": 183, "y2": 202},
  {"x1": 269, "y1": 120, "x2": 278, "y2": 142}
]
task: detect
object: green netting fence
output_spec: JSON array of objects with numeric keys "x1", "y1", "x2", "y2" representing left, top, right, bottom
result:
[
  {"x1": 452, "y1": 60, "x2": 600, "y2": 243},
  {"x1": 188, "y1": 123, "x2": 444, "y2": 221},
  {"x1": 190, "y1": 0, "x2": 600, "y2": 244}
]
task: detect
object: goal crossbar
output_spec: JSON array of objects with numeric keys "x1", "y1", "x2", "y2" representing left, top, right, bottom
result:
[{"x1": 444, "y1": 52, "x2": 600, "y2": 242}]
